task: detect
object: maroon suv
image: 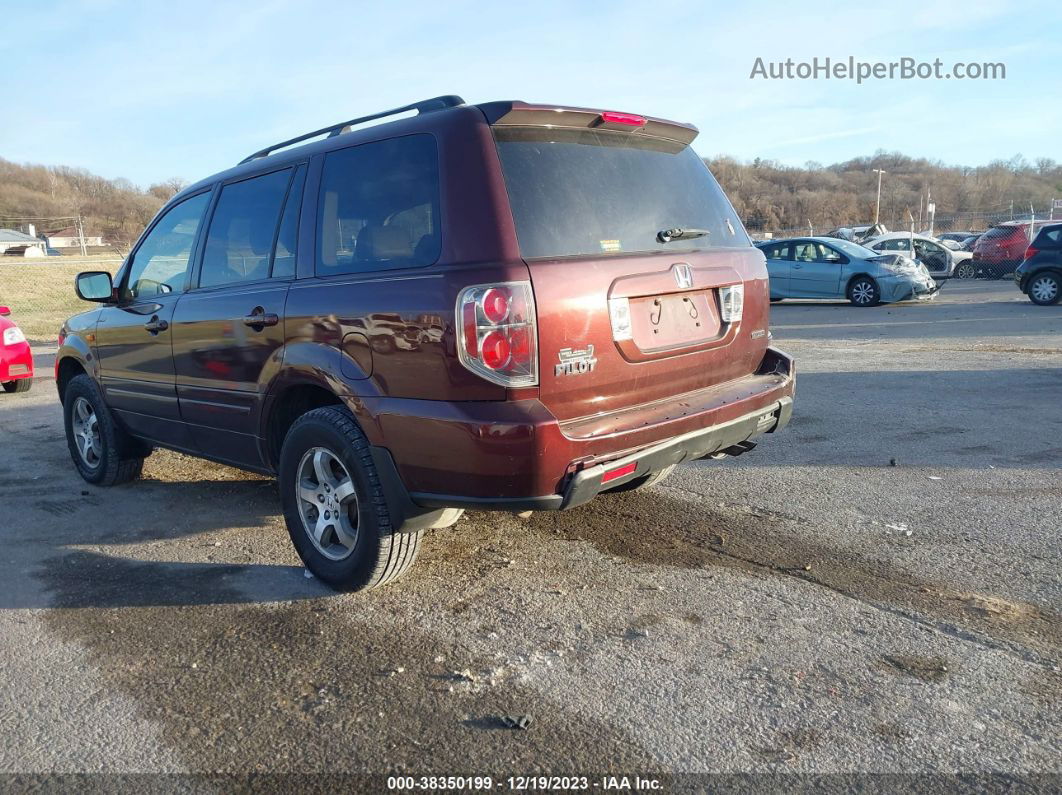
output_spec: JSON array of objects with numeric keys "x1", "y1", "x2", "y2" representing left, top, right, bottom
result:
[{"x1": 57, "y1": 96, "x2": 794, "y2": 590}]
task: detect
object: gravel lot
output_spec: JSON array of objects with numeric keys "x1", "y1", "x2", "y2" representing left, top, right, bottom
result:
[{"x1": 0, "y1": 280, "x2": 1058, "y2": 787}]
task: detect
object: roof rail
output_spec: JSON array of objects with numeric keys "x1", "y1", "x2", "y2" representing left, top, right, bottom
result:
[{"x1": 238, "y1": 95, "x2": 465, "y2": 165}]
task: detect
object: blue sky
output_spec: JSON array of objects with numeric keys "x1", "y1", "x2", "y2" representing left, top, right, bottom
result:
[{"x1": 2, "y1": 0, "x2": 1059, "y2": 186}]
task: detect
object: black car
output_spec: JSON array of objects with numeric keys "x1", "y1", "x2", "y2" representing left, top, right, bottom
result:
[{"x1": 1015, "y1": 223, "x2": 1062, "y2": 305}]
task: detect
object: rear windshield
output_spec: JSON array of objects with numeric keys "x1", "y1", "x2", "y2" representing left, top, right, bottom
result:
[{"x1": 494, "y1": 127, "x2": 749, "y2": 259}]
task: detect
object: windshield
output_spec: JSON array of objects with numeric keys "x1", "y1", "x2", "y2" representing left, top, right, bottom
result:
[
  {"x1": 830, "y1": 239, "x2": 879, "y2": 259},
  {"x1": 493, "y1": 127, "x2": 749, "y2": 259}
]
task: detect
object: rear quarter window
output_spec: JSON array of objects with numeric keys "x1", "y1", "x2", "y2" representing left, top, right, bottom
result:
[
  {"x1": 494, "y1": 127, "x2": 749, "y2": 259},
  {"x1": 316, "y1": 134, "x2": 440, "y2": 276},
  {"x1": 1035, "y1": 227, "x2": 1062, "y2": 247}
]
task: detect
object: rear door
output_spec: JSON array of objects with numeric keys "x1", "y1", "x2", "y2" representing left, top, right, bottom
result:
[
  {"x1": 759, "y1": 242, "x2": 792, "y2": 296},
  {"x1": 170, "y1": 165, "x2": 304, "y2": 467},
  {"x1": 492, "y1": 122, "x2": 768, "y2": 422}
]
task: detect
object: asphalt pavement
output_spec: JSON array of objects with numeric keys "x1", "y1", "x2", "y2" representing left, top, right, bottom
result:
[{"x1": 0, "y1": 280, "x2": 1058, "y2": 788}]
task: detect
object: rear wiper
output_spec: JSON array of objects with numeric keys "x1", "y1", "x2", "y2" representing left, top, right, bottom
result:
[{"x1": 657, "y1": 227, "x2": 710, "y2": 243}]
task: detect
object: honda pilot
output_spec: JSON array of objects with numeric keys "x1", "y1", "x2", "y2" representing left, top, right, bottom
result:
[{"x1": 57, "y1": 96, "x2": 795, "y2": 590}]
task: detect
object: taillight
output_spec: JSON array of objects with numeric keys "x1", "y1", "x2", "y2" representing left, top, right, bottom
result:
[
  {"x1": 456, "y1": 281, "x2": 538, "y2": 387},
  {"x1": 1025, "y1": 247, "x2": 1039, "y2": 260}
]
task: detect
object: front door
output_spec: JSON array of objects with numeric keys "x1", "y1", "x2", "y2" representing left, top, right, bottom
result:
[
  {"x1": 171, "y1": 166, "x2": 303, "y2": 468},
  {"x1": 94, "y1": 191, "x2": 212, "y2": 448}
]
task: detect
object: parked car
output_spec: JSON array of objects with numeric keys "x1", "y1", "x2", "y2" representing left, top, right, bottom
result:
[
  {"x1": 863, "y1": 232, "x2": 971, "y2": 279},
  {"x1": 938, "y1": 231, "x2": 977, "y2": 245},
  {"x1": 755, "y1": 237, "x2": 937, "y2": 306},
  {"x1": 1014, "y1": 222, "x2": 1062, "y2": 306},
  {"x1": 971, "y1": 221, "x2": 1058, "y2": 279},
  {"x1": 56, "y1": 96, "x2": 795, "y2": 591},
  {"x1": 0, "y1": 305, "x2": 34, "y2": 393}
]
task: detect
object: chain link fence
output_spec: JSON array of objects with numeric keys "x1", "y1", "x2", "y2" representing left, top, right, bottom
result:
[{"x1": 0, "y1": 256, "x2": 122, "y2": 343}]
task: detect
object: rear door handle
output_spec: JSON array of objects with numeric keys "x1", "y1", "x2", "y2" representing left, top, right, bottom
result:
[
  {"x1": 243, "y1": 307, "x2": 279, "y2": 329},
  {"x1": 144, "y1": 316, "x2": 169, "y2": 334}
]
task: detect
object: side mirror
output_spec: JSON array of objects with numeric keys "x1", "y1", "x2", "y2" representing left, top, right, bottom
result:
[
  {"x1": 75, "y1": 271, "x2": 114, "y2": 302},
  {"x1": 0, "y1": 306, "x2": 10, "y2": 317}
]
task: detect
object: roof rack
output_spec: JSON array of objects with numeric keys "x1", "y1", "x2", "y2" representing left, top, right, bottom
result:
[{"x1": 238, "y1": 95, "x2": 465, "y2": 165}]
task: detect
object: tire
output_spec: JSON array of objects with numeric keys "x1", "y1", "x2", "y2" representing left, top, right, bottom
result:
[
  {"x1": 1028, "y1": 272, "x2": 1061, "y2": 306},
  {"x1": 63, "y1": 374, "x2": 145, "y2": 486},
  {"x1": 2, "y1": 378, "x2": 32, "y2": 393},
  {"x1": 953, "y1": 261, "x2": 976, "y2": 279},
  {"x1": 603, "y1": 464, "x2": 677, "y2": 494},
  {"x1": 278, "y1": 405, "x2": 420, "y2": 591},
  {"x1": 848, "y1": 276, "x2": 880, "y2": 307}
]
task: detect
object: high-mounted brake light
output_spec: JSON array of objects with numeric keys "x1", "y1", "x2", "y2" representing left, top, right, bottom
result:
[
  {"x1": 456, "y1": 281, "x2": 538, "y2": 387},
  {"x1": 599, "y1": 111, "x2": 646, "y2": 127}
]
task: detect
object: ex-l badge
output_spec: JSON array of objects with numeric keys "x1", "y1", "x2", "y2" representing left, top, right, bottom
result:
[{"x1": 555, "y1": 345, "x2": 598, "y2": 376}]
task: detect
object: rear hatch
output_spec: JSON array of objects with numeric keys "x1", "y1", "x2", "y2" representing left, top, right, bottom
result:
[{"x1": 487, "y1": 104, "x2": 769, "y2": 422}]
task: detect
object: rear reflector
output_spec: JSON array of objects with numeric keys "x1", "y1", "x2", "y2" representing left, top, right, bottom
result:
[
  {"x1": 601, "y1": 461, "x2": 637, "y2": 483},
  {"x1": 599, "y1": 111, "x2": 646, "y2": 127}
]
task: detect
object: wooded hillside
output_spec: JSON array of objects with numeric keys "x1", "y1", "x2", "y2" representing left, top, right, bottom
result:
[
  {"x1": 707, "y1": 152, "x2": 1062, "y2": 233},
  {"x1": 0, "y1": 157, "x2": 184, "y2": 250},
  {"x1": 2, "y1": 151, "x2": 1060, "y2": 245}
]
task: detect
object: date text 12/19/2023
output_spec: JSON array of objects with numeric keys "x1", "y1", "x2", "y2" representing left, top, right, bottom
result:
[{"x1": 386, "y1": 775, "x2": 663, "y2": 790}]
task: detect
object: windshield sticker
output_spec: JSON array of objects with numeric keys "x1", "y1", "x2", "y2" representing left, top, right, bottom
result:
[{"x1": 600, "y1": 240, "x2": 621, "y2": 253}]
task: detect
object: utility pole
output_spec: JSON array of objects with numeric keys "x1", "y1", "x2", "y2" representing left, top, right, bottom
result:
[
  {"x1": 76, "y1": 214, "x2": 88, "y2": 257},
  {"x1": 872, "y1": 169, "x2": 886, "y2": 225}
]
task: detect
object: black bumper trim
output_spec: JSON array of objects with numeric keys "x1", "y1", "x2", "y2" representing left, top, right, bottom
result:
[
  {"x1": 559, "y1": 396, "x2": 792, "y2": 510},
  {"x1": 409, "y1": 396, "x2": 793, "y2": 514}
]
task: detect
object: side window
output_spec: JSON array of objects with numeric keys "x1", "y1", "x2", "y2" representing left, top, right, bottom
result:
[
  {"x1": 199, "y1": 169, "x2": 292, "y2": 289},
  {"x1": 316, "y1": 134, "x2": 441, "y2": 276},
  {"x1": 761, "y1": 243, "x2": 790, "y2": 260},
  {"x1": 1038, "y1": 228, "x2": 1061, "y2": 247},
  {"x1": 271, "y1": 166, "x2": 305, "y2": 279},
  {"x1": 124, "y1": 192, "x2": 210, "y2": 299},
  {"x1": 821, "y1": 245, "x2": 846, "y2": 263},
  {"x1": 793, "y1": 242, "x2": 821, "y2": 262}
]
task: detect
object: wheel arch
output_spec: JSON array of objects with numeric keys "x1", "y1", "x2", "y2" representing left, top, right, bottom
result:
[
  {"x1": 55, "y1": 355, "x2": 88, "y2": 404},
  {"x1": 845, "y1": 272, "x2": 876, "y2": 294}
]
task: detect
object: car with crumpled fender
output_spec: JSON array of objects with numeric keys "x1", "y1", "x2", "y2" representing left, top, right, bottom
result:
[{"x1": 756, "y1": 236, "x2": 937, "y2": 306}]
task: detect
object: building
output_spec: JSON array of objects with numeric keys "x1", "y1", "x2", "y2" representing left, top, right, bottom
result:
[
  {"x1": 0, "y1": 228, "x2": 46, "y2": 256},
  {"x1": 44, "y1": 226, "x2": 104, "y2": 248}
]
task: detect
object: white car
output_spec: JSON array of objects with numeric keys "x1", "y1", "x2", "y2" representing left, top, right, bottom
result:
[{"x1": 864, "y1": 233, "x2": 973, "y2": 279}]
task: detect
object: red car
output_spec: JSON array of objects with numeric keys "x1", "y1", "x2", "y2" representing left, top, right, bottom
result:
[
  {"x1": 0, "y1": 305, "x2": 34, "y2": 393},
  {"x1": 971, "y1": 221, "x2": 1057, "y2": 278}
]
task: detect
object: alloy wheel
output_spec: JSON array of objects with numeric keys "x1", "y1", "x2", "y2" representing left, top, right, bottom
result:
[
  {"x1": 71, "y1": 397, "x2": 102, "y2": 468},
  {"x1": 296, "y1": 447, "x2": 360, "y2": 561},
  {"x1": 852, "y1": 281, "x2": 875, "y2": 305}
]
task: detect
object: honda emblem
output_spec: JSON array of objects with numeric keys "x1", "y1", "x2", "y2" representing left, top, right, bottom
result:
[{"x1": 673, "y1": 263, "x2": 693, "y2": 289}]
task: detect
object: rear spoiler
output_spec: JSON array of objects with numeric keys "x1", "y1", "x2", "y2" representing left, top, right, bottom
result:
[{"x1": 477, "y1": 101, "x2": 699, "y2": 146}]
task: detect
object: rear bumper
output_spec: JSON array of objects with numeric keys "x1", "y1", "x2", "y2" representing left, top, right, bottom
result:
[{"x1": 367, "y1": 346, "x2": 795, "y2": 513}]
